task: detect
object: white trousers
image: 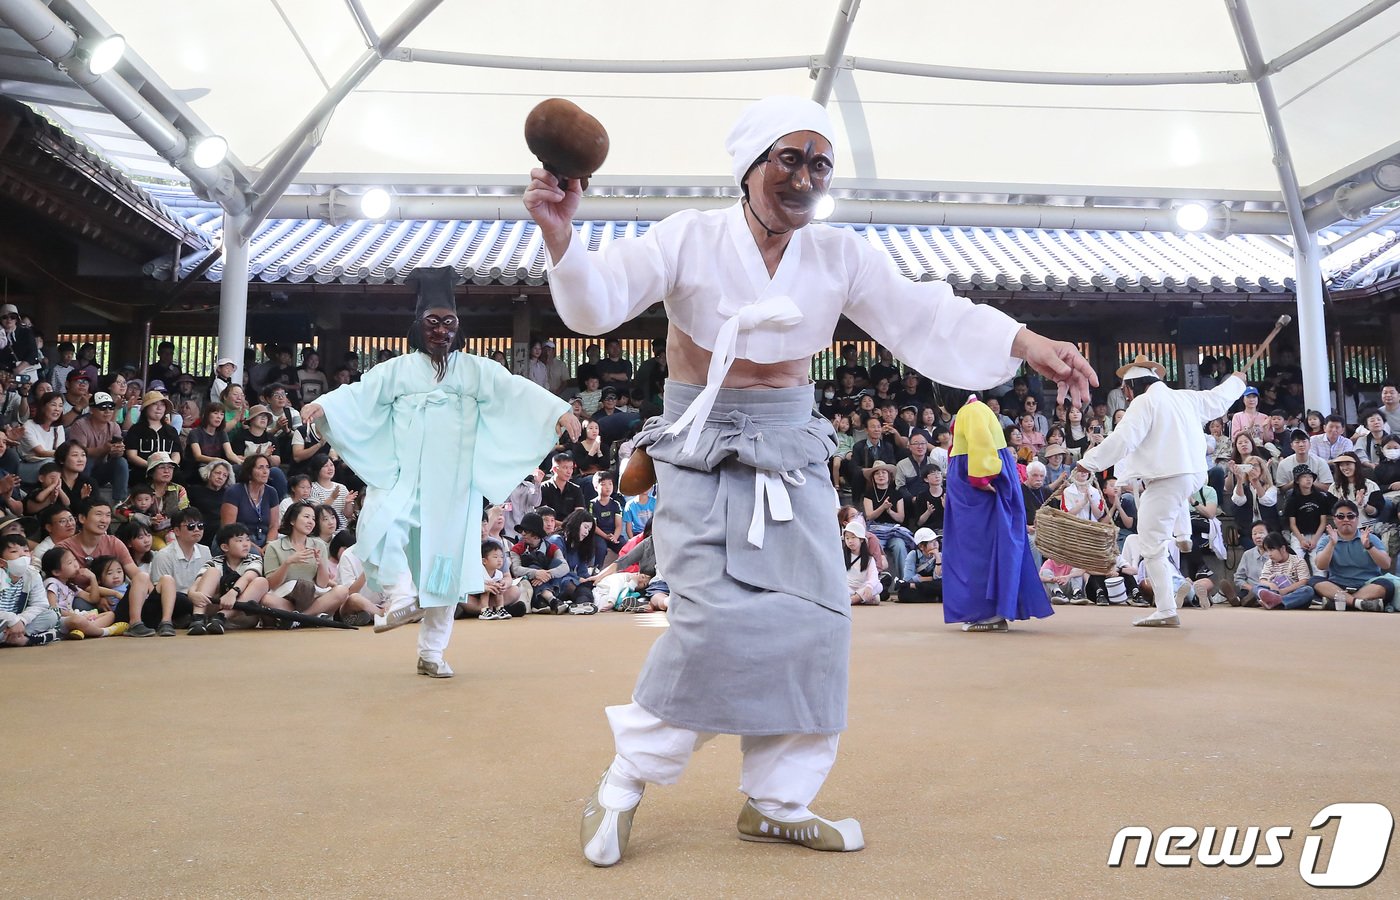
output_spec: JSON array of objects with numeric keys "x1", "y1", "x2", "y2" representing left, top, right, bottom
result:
[
  {"x1": 606, "y1": 702, "x2": 839, "y2": 820},
  {"x1": 1137, "y1": 474, "x2": 1199, "y2": 615},
  {"x1": 383, "y1": 569, "x2": 454, "y2": 664}
]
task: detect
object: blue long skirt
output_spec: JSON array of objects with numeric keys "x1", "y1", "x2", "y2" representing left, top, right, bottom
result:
[{"x1": 943, "y1": 449, "x2": 1054, "y2": 624}]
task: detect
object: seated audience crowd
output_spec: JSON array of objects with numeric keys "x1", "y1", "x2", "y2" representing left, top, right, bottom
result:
[{"x1": 2, "y1": 324, "x2": 1398, "y2": 649}]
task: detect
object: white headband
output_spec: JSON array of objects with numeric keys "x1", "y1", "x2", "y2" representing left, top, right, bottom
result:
[{"x1": 724, "y1": 96, "x2": 836, "y2": 187}]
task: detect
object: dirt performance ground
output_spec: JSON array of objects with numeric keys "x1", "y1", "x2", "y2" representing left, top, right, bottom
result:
[{"x1": 4, "y1": 603, "x2": 1396, "y2": 898}]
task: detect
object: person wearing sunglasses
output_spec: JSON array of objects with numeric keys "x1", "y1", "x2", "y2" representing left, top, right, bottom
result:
[
  {"x1": 148, "y1": 508, "x2": 210, "y2": 634},
  {"x1": 1309, "y1": 499, "x2": 1391, "y2": 611}
]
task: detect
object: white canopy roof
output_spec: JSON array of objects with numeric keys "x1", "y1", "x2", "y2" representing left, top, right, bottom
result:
[{"x1": 3, "y1": 0, "x2": 1400, "y2": 225}]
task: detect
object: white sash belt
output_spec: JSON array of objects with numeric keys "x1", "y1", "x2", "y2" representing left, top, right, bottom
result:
[
  {"x1": 663, "y1": 294, "x2": 806, "y2": 549},
  {"x1": 664, "y1": 294, "x2": 804, "y2": 458}
]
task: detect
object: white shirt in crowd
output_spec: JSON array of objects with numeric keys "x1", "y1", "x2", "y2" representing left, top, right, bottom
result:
[{"x1": 149, "y1": 540, "x2": 213, "y2": 593}]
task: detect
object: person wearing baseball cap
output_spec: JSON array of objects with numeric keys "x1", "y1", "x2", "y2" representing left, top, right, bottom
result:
[
  {"x1": 1230, "y1": 384, "x2": 1272, "y2": 445},
  {"x1": 65, "y1": 391, "x2": 130, "y2": 502},
  {"x1": 210, "y1": 357, "x2": 238, "y2": 404},
  {"x1": 59, "y1": 368, "x2": 93, "y2": 427},
  {"x1": 898, "y1": 527, "x2": 943, "y2": 603},
  {"x1": 1077, "y1": 354, "x2": 1248, "y2": 627}
]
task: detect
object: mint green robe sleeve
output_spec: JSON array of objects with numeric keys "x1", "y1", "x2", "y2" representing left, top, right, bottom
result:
[
  {"x1": 467, "y1": 355, "x2": 570, "y2": 503},
  {"x1": 314, "y1": 363, "x2": 403, "y2": 490}
]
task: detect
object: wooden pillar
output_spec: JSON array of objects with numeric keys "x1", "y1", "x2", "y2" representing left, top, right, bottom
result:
[
  {"x1": 1388, "y1": 314, "x2": 1400, "y2": 383},
  {"x1": 511, "y1": 298, "x2": 533, "y2": 375}
]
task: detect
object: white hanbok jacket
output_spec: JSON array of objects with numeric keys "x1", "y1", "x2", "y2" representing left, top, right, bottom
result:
[{"x1": 1081, "y1": 379, "x2": 1245, "y2": 482}]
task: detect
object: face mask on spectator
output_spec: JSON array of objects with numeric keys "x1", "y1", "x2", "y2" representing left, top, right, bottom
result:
[
  {"x1": 823, "y1": 389, "x2": 835, "y2": 399},
  {"x1": 6, "y1": 556, "x2": 30, "y2": 578},
  {"x1": 1385, "y1": 448, "x2": 1400, "y2": 460}
]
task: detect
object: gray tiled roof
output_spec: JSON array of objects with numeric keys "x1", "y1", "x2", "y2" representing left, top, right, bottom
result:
[{"x1": 143, "y1": 187, "x2": 1399, "y2": 295}]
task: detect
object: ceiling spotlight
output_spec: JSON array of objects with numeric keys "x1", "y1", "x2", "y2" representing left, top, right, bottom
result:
[
  {"x1": 360, "y1": 188, "x2": 392, "y2": 219},
  {"x1": 1175, "y1": 202, "x2": 1210, "y2": 232},
  {"x1": 83, "y1": 33, "x2": 126, "y2": 75},
  {"x1": 190, "y1": 135, "x2": 228, "y2": 168},
  {"x1": 813, "y1": 194, "x2": 836, "y2": 220}
]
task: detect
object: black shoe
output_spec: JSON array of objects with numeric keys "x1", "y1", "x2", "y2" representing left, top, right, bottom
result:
[
  {"x1": 1094, "y1": 591, "x2": 1109, "y2": 606},
  {"x1": 187, "y1": 617, "x2": 208, "y2": 636},
  {"x1": 343, "y1": 611, "x2": 374, "y2": 627},
  {"x1": 504, "y1": 600, "x2": 527, "y2": 618},
  {"x1": 205, "y1": 617, "x2": 226, "y2": 635},
  {"x1": 157, "y1": 621, "x2": 176, "y2": 637},
  {"x1": 126, "y1": 623, "x2": 157, "y2": 638}
]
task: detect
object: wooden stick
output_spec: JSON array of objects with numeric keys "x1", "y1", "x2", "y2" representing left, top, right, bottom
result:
[{"x1": 1242, "y1": 314, "x2": 1292, "y2": 373}]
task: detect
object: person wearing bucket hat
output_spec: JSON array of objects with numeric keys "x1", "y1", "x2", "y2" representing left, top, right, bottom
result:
[
  {"x1": 124, "y1": 390, "x2": 181, "y2": 476},
  {"x1": 897, "y1": 527, "x2": 943, "y2": 603},
  {"x1": 1327, "y1": 452, "x2": 1383, "y2": 527},
  {"x1": 300, "y1": 266, "x2": 578, "y2": 680},
  {"x1": 1077, "y1": 354, "x2": 1248, "y2": 628},
  {"x1": 529, "y1": 96, "x2": 1099, "y2": 866},
  {"x1": 1040, "y1": 441, "x2": 1073, "y2": 484}
]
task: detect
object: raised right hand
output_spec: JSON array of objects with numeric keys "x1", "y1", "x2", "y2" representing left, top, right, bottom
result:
[
  {"x1": 301, "y1": 402, "x2": 323, "y2": 426},
  {"x1": 524, "y1": 168, "x2": 581, "y2": 258}
]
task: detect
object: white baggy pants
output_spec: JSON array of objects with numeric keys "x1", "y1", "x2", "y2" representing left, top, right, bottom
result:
[
  {"x1": 383, "y1": 569, "x2": 454, "y2": 664},
  {"x1": 606, "y1": 702, "x2": 839, "y2": 819},
  {"x1": 1136, "y1": 473, "x2": 1199, "y2": 615}
]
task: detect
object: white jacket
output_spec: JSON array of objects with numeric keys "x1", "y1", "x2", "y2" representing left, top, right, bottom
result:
[{"x1": 1081, "y1": 378, "x2": 1244, "y2": 481}]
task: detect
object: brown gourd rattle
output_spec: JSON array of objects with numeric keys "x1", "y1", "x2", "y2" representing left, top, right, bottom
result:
[{"x1": 525, "y1": 98, "x2": 609, "y2": 192}]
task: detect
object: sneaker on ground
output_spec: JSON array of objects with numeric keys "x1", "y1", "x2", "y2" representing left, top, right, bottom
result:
[
  {"x1": 126, "y1": 623, "x2": 157, "y2": 638},
  {"x1": 187, "y1": 618, "x2": 208, "y2": 636},
  {"x1": 1257, "y1": 588, "x2": 1283, "y2": 609},
  {"x1": 1051, "y1": 590, "x2": 1069, "y2": 604},
  {"x1": 1357, "y1": 597, "x2": 1383, "y2": 612},
  {"x1": 570, "y1": 602, "x2": 599, "y2": 615},
  {"x1": 205, "y1": 617, "x2": 226, "y2": 635},
  {"x1": 1068, "y1": 592, "x2": 1092, "y2": 605},
  {"x1": 156, "y1": 621, "x2": 176, "y2": 637},
  {"x1": 1094, "y1": 592, "x2": 1110, "y2": 606}
]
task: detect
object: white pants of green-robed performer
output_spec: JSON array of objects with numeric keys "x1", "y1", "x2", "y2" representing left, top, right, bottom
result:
[
  {"x1": 601, "y1": 701, "x2": 840, "y2": 820},
  {"x1": 383, "y1": 569, "x2": 454, "y2": 664}
]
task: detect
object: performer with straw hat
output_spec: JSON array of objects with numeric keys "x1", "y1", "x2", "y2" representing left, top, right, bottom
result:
[{"x1": 1075, "y1": 354, "x2": 1248, "y2": 627}]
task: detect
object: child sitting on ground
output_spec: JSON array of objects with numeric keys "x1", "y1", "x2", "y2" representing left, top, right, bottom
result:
[
  {"x1": 1256, "y1": 531, "x2": 1315, "y2": 610},
  {"x1": 113, "y1": 483, "x2": 160, "y2": 531},
  {"x1": 1040, "y1": 557, "x2": 1088, "y2": 604},
  {"x1": 87, "y1": 555, "x2": 130, "y2": 613},
  {"x1": 41, "y1": 546, "x2": 127, "y2": 638},
  {"x1": 842, "y1": 519, "x2": 881, "y2": 606},
  {"x1": 186, "y1": 523, "x2": 276, "y2": 634},
  {"x1": 898, "y1": 528, "x2": 943, "y2": 602},
  {"x1": 457, "y1": 540, "x2": 524, "y2": 620},
  {"x1": 1, "y1": 535, "x2": 59, "y2": 646}
]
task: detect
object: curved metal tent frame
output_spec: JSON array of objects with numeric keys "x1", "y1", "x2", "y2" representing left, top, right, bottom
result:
[{"x1": 4, "y1": 0, "x2": 1400, "y2": 412}]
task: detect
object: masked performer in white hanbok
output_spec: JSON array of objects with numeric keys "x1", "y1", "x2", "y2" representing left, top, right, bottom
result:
[
  {"x1": 526, "y1": 96, "x2": 1097, "y2": 866},
  {"x1": 302, "y1": 268, "x2": 578, "y2": 677},
  {"x1": 1076, "y1": 354, "x2": 1243, "y2": 627}
]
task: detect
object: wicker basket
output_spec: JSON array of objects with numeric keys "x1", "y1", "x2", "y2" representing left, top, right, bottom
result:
[{"x1": 1032, "y1": 475, "x2": 1119, "y2": 576}]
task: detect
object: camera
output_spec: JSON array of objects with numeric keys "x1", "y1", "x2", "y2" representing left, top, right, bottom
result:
[{"x1": 15, "y1": 373, "x2": 31, "y2": 384}]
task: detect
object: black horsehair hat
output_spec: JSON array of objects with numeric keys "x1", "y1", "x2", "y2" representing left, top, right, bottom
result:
[{"x1": 408, "y1": 267, "x2": 458, "y2": 318}]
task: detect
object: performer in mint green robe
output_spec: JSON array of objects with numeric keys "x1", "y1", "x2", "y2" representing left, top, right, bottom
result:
[{"x1": 303, "y1": 268, "x2": 576, "y2": 677}]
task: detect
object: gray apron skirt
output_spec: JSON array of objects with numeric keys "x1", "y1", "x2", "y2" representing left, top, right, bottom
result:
[{"x1": 630, "y1": 380, "x2": 850, "y2": 736}]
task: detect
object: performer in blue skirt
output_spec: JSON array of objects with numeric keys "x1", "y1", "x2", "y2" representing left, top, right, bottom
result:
[{"x1": 943, "y1": 398, "x2": 1052, "y2": 632}]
